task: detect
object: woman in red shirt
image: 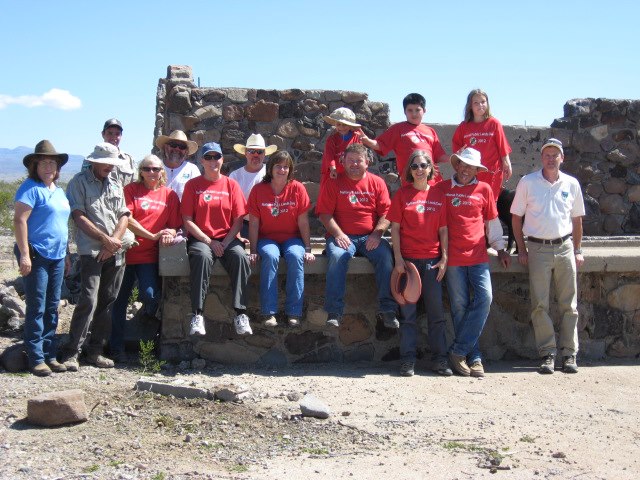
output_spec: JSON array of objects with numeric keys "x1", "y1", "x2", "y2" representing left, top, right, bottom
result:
[
  {"x1": 248, "y1": 151, "x2": 315, "y2": 327},
  {"x1": 388, "y1": 150, "x2": 450, "y2": 378}
]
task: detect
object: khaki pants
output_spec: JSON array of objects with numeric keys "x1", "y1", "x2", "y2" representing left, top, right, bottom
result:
[{"x1": 527, "y1": 239, "x2": 579, "y2": 357}]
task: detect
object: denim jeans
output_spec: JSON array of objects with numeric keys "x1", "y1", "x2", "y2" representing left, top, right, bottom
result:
[
  {"x1": 111, "y1": 263, "x2": 160, "y2": 353},
  {"x1": 445, "y1": 262, "x2": 492, "y2": 364},
  {"x1": 399, "y1": 257, "x2": 448, "y2": 363},
  {"x1": 324, "y1": 235, "x2": 396, "y2": 316},
  {"x1": 258, "y1": 238, "x2": 305, "y2": 316},
  {"x1": 14, "y1": 245, "x2": 65, "y2": 368}
]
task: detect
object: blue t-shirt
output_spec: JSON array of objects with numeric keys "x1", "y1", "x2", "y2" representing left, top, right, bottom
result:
[{"x1": 15, "y1": 178, "x2": 71, "y2": 260}]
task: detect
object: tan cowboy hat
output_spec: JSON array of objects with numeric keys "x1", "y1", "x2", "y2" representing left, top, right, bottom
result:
[
  {"x1": 155, "y1": 130, "x2": 199, "y2": 156},
  {"x1": 23, "y1": 139, "x2": 68, "y2": 168},
  {"x1": 233, "y1": 133, "x2": 277, "y2": 156},
  {"x1": 323, "y1": 107, "x2": 361, "y2": 128},
  {"x1": 390, "y1": 262, "x2": 422, "y2": 306},
  {"x1": 85, "y1": 142, "x2": 126, "y2": 166},
  {"x1": 450, "y1": 147, "x2": 488, "y2": 172}
]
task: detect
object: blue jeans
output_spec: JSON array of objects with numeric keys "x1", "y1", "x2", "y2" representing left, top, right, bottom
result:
[
  {"x1": 258, "y1": 238, "x2": 305, "y2": 316},
  {"x1": 324, "y1": 235, "x2": 396, "y2": 316},
  {"x1": 445, "y1": 263, "x2": 492, "y2": 364},
  {"x1": 111, "y1": 263, "x2": 160, "y2": 353},
  {"x1": 399, "y1": 257, "x2": 448, "y2": 363},
  {"x1": 14, "y1": 245, "x2": 65, "y2": 368}
]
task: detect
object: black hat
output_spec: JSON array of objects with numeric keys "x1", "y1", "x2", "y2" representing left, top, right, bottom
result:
[{"x1": 102, "y1": 118, "x2": 123, "y2": 132}]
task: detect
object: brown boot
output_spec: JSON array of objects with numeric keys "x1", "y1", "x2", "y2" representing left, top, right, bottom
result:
[
  {"x1": 30, "y1": 363, "x2": 52, "y2": 377},
  {"x1": 46, "y1": 359, "x2": 67, "y2": 373},
  {"x1": 449, "y1": 353, "x2": 471, "y2": 376}
]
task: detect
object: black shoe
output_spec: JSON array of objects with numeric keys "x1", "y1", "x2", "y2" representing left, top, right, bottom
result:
[
  {"x1": 381, "y1": 311, "x2": 400, "y2": 329},
  {"x1": 400, "y1": 362, "x2": 415, "y2": 377},
  {"x1": 539, "y1": 354, "x2": 555, "y2": 374},
  {"x1": 562, "y1": 355, "x2": 578, "y2": 374},
  {"x1": 432, "y1": 360, "x2": 453, "y2": 377},
  {"x1": 326, "y1": 313, "x2": 341, "y2": 328}
]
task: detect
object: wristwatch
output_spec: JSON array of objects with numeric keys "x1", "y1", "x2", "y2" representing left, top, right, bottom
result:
[{"x1": 574, "y1": 248, "x2": 582, "y2": 255}]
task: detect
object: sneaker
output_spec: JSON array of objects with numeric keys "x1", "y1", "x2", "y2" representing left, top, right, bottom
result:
[
  {"x1": 449, "y1": 353, "x2": 471, "y2": 376},
  {"x1": 30, "y1": 362, "x2": 52, "y2": 377},
  {"x1": 234, "y1": 313, "x2": 253, "y2": 335},
  {"x1": 287, "y1": 316, "x2": 300, "y2": 327},
  {"x1": 46, "y1": 359, "x2": 67, "y2": 373},
  {"x1": 262, "y1": 315, "x2": 278, "y2": 327},
  {"x1": 381, "y1": 311, "x2": 400, "y2": 329},
  {"x1": 432, "y1": 360, "x2": 453, "y2": 377},
  {"x1": 562, "y1": 355, "x2": 578, "y2": 374},
  {"x1": 400, "y1": 361, "x2": 415, "y2": 377},
  {"x1": 60, "y1": 353, "x2": 79, "y2": 372},
  {"x1": 469, "y1": 360, "x2": 485, "y2": 378},
  {"x1": 189, "y1": 314, "x2": 206, "y2": 336},
  {"x1": 86, "y1": 354, "x2": 115, "y2": 369},
  {"x1": 326, "y1": 313, "x2": 342, "y2": 328},
  {"x1": 539, "y1": 354, "x2": 555, "y2": 374}
]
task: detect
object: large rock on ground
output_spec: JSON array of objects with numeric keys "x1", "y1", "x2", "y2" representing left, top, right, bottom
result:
[
  {"x1": 300, "y1": 393, "x2": 331, "y2": 419},
  {"x1": 27, "y1": 389, "x2": 88, "y2": 427}
]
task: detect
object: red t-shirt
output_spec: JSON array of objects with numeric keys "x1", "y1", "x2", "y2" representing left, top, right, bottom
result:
[
  {"x1": 374, "y1": 122, "x2": 447, "y2": 185},
  {"x1": 435, "y1": 179, "x2": 497, "y2": 267},
  {"x1": 452, "y1": 117, "x2": 512, "y2": 199},
  {"x1": 124, "y1": 183, "x2": 181, "y2": 264},
  {"x1": 387, "y1": 185, "x2": 446, "y2": 259},
  {"x1": 321, "y1": 131, "x2": 362, "y2": 183},
  {"x1": 247, "y1": 180, "x2": 311, "y2": 243},
  {"x1": 181, "y1": 175, "x2": 246, "y2": 239},
  {"x1": 315, "y1": 172, "x2": 390, "y2": 236}
]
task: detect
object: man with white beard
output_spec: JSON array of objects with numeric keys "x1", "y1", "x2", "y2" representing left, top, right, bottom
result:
[{"x1": 155, "y1": 130, "x2": 200, "y2": 200}]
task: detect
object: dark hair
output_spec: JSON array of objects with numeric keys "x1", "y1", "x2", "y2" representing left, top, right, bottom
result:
[
  {"x1": 403, "y1": 93, "x2": 426, "y2": 111},
  {"x1": 464, "y1": 89, "x2": 492, "y2": 123},
  {"x1": 27, "y1": 156, "x2": 61, "y2": 183},
  {"x1": 263, "y1": 151, "x2": 295, "y2": 183},
  {"x1": 404, "y1": 150, "x2": 434, "y2": 183},
  {"x1": 342, "y1": 143, "x2": 372, "y2": 165}
]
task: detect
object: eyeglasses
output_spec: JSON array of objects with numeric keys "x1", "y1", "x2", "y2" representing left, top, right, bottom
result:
[
  {"x1": 410, "y1": 162, "x2": 431, "y2": 171},
  {"x1": 247, "y1": 149, "x2": 265, "y2": 155},
  {"x1": 203, "y1": 153, "x2": 222, "y2": 161},
  {"x1": 141, "y1": 167, "x2": 162, "y2": 173},
  {"x1": 167, "y1": 142, "x2": 187, "y2": 150}
]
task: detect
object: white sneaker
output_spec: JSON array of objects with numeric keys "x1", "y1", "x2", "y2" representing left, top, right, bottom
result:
[
  {"x1": 234, "y1": 313, "x2": 253, "y2": 335},
  {"x1": 189, "y1": 314, "x2": 206, "y2": 335}
]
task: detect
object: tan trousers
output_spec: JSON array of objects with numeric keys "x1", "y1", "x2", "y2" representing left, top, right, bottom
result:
[{"x1": 527, "y1": 239, "x2": 579, "y2": 357}]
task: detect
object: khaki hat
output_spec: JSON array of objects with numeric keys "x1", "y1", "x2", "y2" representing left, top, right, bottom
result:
[
  {"x1": 155, "y1": 130, "x2": 199, "y2": 156},
  {"x1": 390, "y1": 261, "x2": 422, "y2": 306},
  {"x1": 450, "y1": 147, "x2": 488, "y2": 172},
  {"x1": 323, "y1": 107, "x2": 361, "y2": 128},
  {"x1": 233, "y1": 133, "x2": 277, "y2": 155},
  {"x1": 85, "y1": 142, "x2": 126, "y2": 166},
  {"x1": 23, "y1": 139, "x2": 68, "y2": 168},
  {"x1": 541, "y1": 138, "x2": 564, "y2": 155}
]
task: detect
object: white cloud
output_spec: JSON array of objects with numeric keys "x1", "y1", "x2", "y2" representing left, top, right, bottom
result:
[{"x1": 0, "y1": 88, "x2": 82, "y2": 110}]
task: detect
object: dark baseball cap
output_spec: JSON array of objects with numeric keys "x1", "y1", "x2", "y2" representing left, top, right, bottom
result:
[{"x1": 102, "y1": 118, "x2": 123, "y2": 132}]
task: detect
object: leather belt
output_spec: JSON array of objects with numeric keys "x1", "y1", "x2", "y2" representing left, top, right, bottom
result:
[{"x1": 527, "y1": 233, "x2": 571, "y2": 245}]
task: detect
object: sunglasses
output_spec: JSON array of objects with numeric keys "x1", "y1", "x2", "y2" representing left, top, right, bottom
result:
[
  {"x1": 141, "y1": 167, "x2": 162, "y2": 173},
  {"x1": 203, "y1": 153, "x2": 223, "y2": 161},
  {"x1": 247, "y1": 149, "x2": 265, "y2": 155},
  {"x1": 167, "y1": 142, "x2": 187, "y2": 150},
  {"x1": 410, "y1": 162, "x2": 431, "y2": 171}
]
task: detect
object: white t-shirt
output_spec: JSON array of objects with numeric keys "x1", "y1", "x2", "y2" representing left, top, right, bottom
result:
[
  {"x1": 165, "y1": 161, "x2": 201, "y2": 200},
  {"x1": 511, "y1": 169, "x2": 585, "y2": 239},
  {"x1": 229, "y1": 165, "x2": 266, "y2": 200}
]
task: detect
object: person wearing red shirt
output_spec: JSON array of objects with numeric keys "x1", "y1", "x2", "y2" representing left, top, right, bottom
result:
[
  {"x1": 388, "y1": 150, "x2": 450, "y2": 377},
  {"x1": 320, "y1": 107, "x2": 363, "y2": 189},
  {"x1": 110, "y1": 155, "x2": 181, "y2": 361},
  {"x1": 452, "y1": 89, "x2": 512, "y2": 199},
  {"x1": 247, "y1": 151, "x2": 316, "y2": 328},
  {"x1": 435, "y1": 148, "x2": 510, "y2": 377},
  {"x1": 360, "y1": 93, "x2": 448, "y2": 186},
  {"x1": 316, "y1": 144, "x2": 398, "y2": 329},
  {"x1": 181, "y1": 142, "x2": 252, "y2": 337}
]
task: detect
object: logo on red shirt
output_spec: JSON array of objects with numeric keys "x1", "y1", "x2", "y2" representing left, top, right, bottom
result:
[{"x1": 451, "y1": 197, "x2": 461, "y2": 207}]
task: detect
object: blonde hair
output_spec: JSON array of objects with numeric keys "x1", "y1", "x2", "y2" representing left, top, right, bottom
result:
[{"x1": 137, "y1": 154, "x2": 167, "y2": 186}]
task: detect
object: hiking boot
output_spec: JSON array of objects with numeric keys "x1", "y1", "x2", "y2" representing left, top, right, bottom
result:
[
  {"x1": 86, "y1": 354, "x2": 115, "y2": 368},
  {"x1": 234, "y1": 313, "x2": 253, "y2": 335},
  {"x1": 432, "y1": 360, "x2": 453, "y2": 377},
  {"x1": 469, "y1": 360, "x2": 485, "y2": 378},
  {"x1": 287, "y1": 316, "x2": 301, "y2": 327},
  {"x1": 381, "y1": 311, "x2": 400, "y2": 329},
  {"x1": 326, "y1": 313, "x2": 342, "y2": 328},
  {"x1": 262, "y1": 315, "x2": 278, "y2": 327},
  {"x1": 539, "y1": 354, "x2": 555, "y2": 374},
  {"x1": 449, "y1": 353, "x2": 471, "y2": 376},
  {"x1": 60, "y1": 353, "x2": 79, "y2": 372},
  {"x1": 400, "y1": 362, "x2": 415, "y2": 377},
  {"x1": 562, "y1": 355, "x2": 578, "y2": 374},
  {"x1": 189, "y1": 314, "x2": 206, "y2": 336},
  {"x1": 31, "y1": 362, "x2": 52, "y2": 377},
  {"x1": 46, "y1": 359, "x2": 67, "y2": 373}
]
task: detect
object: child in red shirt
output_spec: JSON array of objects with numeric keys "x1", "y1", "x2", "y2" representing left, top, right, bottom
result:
[{"x1": 321, "y1": 107, "x2": 363, "y2": 188}]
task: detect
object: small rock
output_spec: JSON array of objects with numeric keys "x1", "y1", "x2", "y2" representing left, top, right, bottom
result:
[
  {"x1": 177, "y1": 361, "x2": 190, "y2": 371},
  {"x1": 552, "y1": 452, "x2": 566, "y2": 459},
  {"x1": 214, "y1": 384, "x2": 250, "y2": 402},
  {"x1": 299, "y1": 394, "x2": 331, "y2": 419},
  {"x1": 27, "y1": 389, "x2": 88, "y2": 427},
  {"x1": 2, "y1": 296, "x2": 26, "y2": 316},
  {"x1": 341, "y1": 411, "x2": 351, "y2": 416},
  {"x1": 286, "y1": 392, "x2": 302, "y2": 402}
]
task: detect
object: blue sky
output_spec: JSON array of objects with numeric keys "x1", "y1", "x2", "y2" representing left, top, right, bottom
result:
[{"x1": 0, "y1": 0, "x2": 637, "y2": 164}]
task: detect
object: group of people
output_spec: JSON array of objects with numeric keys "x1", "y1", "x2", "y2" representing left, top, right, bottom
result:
[{"x1": 13, "y1": 89, "x2": 585, "y2": 380}]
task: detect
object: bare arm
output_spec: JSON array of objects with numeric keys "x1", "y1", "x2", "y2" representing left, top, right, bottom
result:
[
  {"x1": 357, "y1": 129, "x2": 380, "y2": 151},
  {"x1": 502, "y1": 154, "x2": 512, "y2": 180},
  {"x1": 572, "y1": 216, "x2": 584, "y2": 268},
  {"x1": 512, "y1": 214, "x2": 527, "y2": 266},
  {"x1": 319, "y1": 213, "x2": 351, "y2": 250},
  {"x1": 390, "y1": 222, "x2": 405, "y2": 274},
  {"x1": 248, "y1": 214, "x2": 260, "y2": 266},
  {"x1": 297, "y1": 211, "x2": 315, "y2": 263},
  {"x1": 72, "y1": 209, "x2": 125, "y2": 262},
  {"x1": 13, "y1": 202, "x2": 32, "y2": 276},
  {"x1": 433, "y1": 226, "x2": 448, "y2": 281},
  {"x1": 366, "y1": 216, "x2": 390, "y2": 251}
]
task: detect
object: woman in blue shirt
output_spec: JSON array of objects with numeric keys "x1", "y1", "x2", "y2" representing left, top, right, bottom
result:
[{"x1": 13, "y1": 140, "x2": 71, "y2": 376}]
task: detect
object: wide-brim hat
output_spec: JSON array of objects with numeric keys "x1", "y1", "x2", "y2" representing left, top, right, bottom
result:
[
  {"x1": 85, "y1": 142, "x2": 126, "y2": 166},
  {"x1": 155, "y1": 130, "x2": 199, "y2": 156},
  {"x1": 450, "y1": 147, "x2": 488, "y2": 172},
  {"x1": 23, "y1": 139, "x2": 68, "y2": 168},
  {"x1": 390, "y1": 262, "x2": 422, "y2": 306},
  {"x1": 323, "y1": 107, "x2": 361, "y2": 128},
  {"x1": 233, "y1": 133, "x2": 277, "y2": 156}
]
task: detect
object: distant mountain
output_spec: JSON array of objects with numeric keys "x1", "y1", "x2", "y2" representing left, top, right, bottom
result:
[{"x1": 0, "y1": 146, "x2": 85, "y2": 182}]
